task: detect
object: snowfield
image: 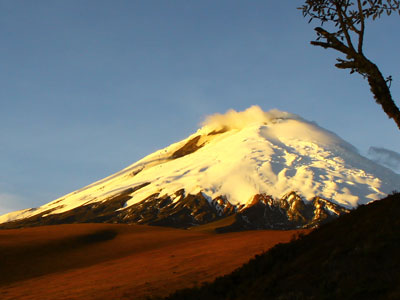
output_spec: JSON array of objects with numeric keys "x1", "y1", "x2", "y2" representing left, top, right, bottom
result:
[{"x1": 1, "y1": 106, "x2": 399, "y2": 224}]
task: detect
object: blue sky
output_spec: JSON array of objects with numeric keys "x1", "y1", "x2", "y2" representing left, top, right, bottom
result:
[{"x1": 1, "y1": 0, "x2": 400, "y2": 214}]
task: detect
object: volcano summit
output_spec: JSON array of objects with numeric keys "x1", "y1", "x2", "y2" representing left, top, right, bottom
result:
[{"x1": 1, "y1": 106, "x2": 398, "y2": 230}]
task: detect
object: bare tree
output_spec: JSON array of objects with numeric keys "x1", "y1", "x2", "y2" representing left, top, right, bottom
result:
[{"x1": 299, "y1": 0, "x2": 400, "y2": 129}]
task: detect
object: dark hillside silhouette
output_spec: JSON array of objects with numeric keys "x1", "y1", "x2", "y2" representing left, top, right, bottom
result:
[{"x1": 164, "y1": 192, "x2": 400, "y2": 300}]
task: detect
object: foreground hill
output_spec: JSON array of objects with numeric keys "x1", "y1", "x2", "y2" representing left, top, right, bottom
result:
[
  {"x1": 0, "y1": 223, "x2": 305, "y2": 300},
  {"x1": 164, "y1": 193, "x2": 400, "y2": 300},
  {"x1": 1, "y1": 106, "x2": 398, "y2": 230}
]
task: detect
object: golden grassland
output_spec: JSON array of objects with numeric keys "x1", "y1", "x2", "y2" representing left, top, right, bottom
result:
[{"x1": 0, "y1": 223, "x2": 306, "y2": 300}]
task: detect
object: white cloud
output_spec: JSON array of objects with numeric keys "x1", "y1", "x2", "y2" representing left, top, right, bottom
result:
[
  {"x1": 368, "y1": 147, "x2": 400, "y2": 173},
  {"x1": 0, "y1": 193, "x2": 25, "y2": 216}
]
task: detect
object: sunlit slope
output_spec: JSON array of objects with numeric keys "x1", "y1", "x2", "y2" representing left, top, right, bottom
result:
[
  {"x1": 1, "y1": 106, "x2": 399, "y2": 224},
  {"x1": 0, "y1": 224, "x2": 305, "y2": 300}
]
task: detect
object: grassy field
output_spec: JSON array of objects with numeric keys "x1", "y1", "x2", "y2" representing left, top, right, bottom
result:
[{"x1": 0, "y1": 223, "x2": 306, "y2": 299}]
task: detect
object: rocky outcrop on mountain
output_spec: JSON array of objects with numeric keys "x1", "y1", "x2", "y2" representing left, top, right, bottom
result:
[
  {"x1": 218, "y1": 192, "x2": 349, "y2": 232},
  {"x1": 0, "y1": 190, "x2": 348, "y2": 230}
]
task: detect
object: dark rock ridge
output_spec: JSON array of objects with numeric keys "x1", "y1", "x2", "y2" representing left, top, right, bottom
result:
[
  {"x1": 220, "y1": 192, "x2": 349, "y2": 232},
  {"x1": 171, "y1": 135, "x2": 204, "y2": 159},
  {"x1": 0, "y1": 189, "x2": 349, "y2": 230}
]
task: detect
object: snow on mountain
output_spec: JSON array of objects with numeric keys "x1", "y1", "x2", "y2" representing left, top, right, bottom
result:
[{"x1": 1, "y1": 106, "x2": 399, "y2": 227}]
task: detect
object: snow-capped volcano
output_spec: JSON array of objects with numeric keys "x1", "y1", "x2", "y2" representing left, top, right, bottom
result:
[{"x1": 1, "y1": 106, "x2": 399, "y2": 230}]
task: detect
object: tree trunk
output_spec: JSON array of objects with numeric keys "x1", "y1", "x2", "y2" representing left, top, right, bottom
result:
[
  {"x1": 366, "y1": 65, "x2": 400, "y2": 130},
  {"x1": 354, "y1": 54, "x2": 400, "y2": 130}
]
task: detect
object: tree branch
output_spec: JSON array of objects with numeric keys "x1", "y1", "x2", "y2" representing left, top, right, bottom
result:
[
  {"x1": 335, "y1": 59, "x2": 357, "y2": 69},
  {"x1": 334, "y1": 1, "x2": 356, "y2": 51},
  {"x1": 310, "y1": 41, "x2": 331, "y2": 48},
  {"x1": 342, "y1": 2, "x2": 362, "y2": 34},
  {"x1": 357, "y1": 0, "x2": 365, "y2": 53},
  {"x1": 313, "y1": 27, "x2": 354, "y2": 55},
  {"x1": 343, "y1": 15, "x2": 361, "y2": 34}
]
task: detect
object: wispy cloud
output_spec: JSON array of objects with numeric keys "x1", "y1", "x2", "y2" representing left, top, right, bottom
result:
[
  {"x1": 368, "y1": 147, "x2": 400, "y2": 173},
  {"x1": 0, "y1": 193, "x2": 25, "y2": 216}
]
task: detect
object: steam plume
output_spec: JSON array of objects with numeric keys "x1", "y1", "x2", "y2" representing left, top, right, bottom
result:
[{"x1": 201, "y1": 105, "x2": 298, "y2": 131}]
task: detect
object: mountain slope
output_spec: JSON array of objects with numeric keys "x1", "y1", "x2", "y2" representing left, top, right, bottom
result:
[
  {"x1": 0, "y1": 224, "x2": 306, "y2": 300},
  {"x1": 1, "y1": 106, "x2": 398, "y2": 229},
  {"x1": 164, "y1": 192, "x2": 400, "y2": 300}
]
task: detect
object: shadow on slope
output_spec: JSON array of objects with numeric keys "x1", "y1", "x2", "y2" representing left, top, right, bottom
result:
[
  {"x1": 0, "y1": 224, "x2": 206, "y2": 286},
  {"x1": 164, "y1": 192, "x2": 400, "y2": 300}
]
